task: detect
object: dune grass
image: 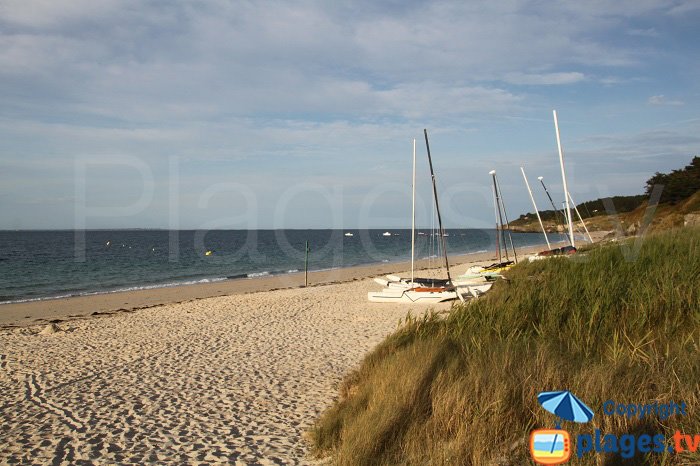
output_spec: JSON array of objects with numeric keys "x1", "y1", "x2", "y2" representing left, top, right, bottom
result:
[{"x1": 311, "y1": 227, "x2": 700, "y2": 465}]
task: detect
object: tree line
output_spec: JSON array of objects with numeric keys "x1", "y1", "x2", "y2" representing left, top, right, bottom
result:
[{"x1": 515, "y1": 156, "x2": 699, "y2": 222}]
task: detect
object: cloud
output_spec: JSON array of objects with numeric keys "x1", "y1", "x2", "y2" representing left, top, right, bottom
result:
[
  {"x1": 667, "y1": 0, "x2": 700, "y2": 15},
  {"x1": 648, "y1": 95, "x2": 685, "y2": 106},
  {"x1": 0, "y1": 0, "x2": 123, "y2": 28},
  {"x1": 573, "y1": 124, "x2": 700, "y2": 162},
  {"x1": 597, "y1": 75, "x2": 650, "y2": 85},
  {"x1": 627, "y1": 28, "x2": 660, "y2": 38},
  {"x1": 0, "y1": 0, "x2": 698, "y2": 228},
  {"x1": 504, "y1": 72, "x2": 585, "y2": 85},
  {"x1": 0, "y1": 1, "x2": 662, "y2": 123}
]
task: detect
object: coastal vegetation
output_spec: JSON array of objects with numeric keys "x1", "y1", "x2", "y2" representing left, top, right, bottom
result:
[
  {"x1": 512, "y1": 156, "x2": 700, "y2": 233},
  {"x1": 311, "y1": 227, "x2": 700, "y2": 465},
  {"x1": 645, "y1": 156, "x2": 700, "y2": 205},
  {"x1": 513, "y1": 194, "x2": 647, "y2": 224}
]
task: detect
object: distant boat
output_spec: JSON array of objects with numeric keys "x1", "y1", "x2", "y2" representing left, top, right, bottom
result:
[
  {"x1": 382, "y1": 231, "x2": 392, "y2": 236},
  {"x1": 417, "y1": 232, "x2": 427, "y2": 236},
  {"x1": 344, "y1": 232, "x2": 354, "y2": 237}
]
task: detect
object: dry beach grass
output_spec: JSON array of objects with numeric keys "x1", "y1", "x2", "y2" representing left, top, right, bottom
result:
[{"x1": 311, "y1": 228, "x2": 700, "y2": 465}]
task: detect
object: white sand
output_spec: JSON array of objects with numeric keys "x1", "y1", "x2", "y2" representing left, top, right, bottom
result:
[
  {"x1": 1, "y1": 236, "x2": 605, "y2": 464},
  {"x1": 0, "y1": 277, "x2": 447, "y2": 464}
]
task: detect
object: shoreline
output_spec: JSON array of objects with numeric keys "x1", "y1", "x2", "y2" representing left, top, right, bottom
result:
[
  {"x1": 0, "y1": 231, "x2": 610, "y2": 463},
  {"x1": 0, "y1": 234, "x2": 602, "y2": 328}
]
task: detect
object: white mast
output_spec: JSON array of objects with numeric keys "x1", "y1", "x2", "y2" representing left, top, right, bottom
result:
[
  {"x1": 520, "y1": 167, "x2": 551, "y2": 250},
  {"x1": 553, "y1": 109, "x2": 575, "y2": 248},
  {"x1": 568, "y1": 192, "x2": 594, "y2": 243},
  {"x1": 411, "y1": 138, "x2": 416, "y2": 284},
  {"x1": 490, "y1": 170, "x2": 502, "y2": 263},
  {"x1": 494, "y1": 173, "x2": 518, "y2": 263}
]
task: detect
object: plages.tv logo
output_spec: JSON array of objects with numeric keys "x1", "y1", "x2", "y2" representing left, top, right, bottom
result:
[{"x1": 530, "y1": 390, "x2": 594, "y2": 465}]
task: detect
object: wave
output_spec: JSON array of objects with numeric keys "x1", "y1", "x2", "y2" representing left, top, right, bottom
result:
[
  {"x1": 246, "y1": 268, "x2": 303, "y2": 278},
  {"x1": 0, "y1": 267, "x2": 319, "y2": 304},
  {"x1": 0, "y1": 277, "x2": 229, "y2": 305}
]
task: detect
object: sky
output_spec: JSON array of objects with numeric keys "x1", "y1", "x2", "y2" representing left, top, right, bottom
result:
[{"x1": 1, "y1": 0, "x2": 699, "y2": 229}]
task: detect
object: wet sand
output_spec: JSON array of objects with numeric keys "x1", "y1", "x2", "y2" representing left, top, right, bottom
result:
[{"x1": 0, "y1": 242, "x2": 573, "y2": 328}]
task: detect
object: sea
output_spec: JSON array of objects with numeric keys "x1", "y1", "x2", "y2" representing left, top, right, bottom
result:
[{"x1": 0, "y1": 229, "x2": 565, "y2": 304}]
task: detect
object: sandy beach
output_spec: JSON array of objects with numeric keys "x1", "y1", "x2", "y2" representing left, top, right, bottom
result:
[
  {"x1": 2, "y1": 279, "x2": 426, "y2": 464},
  {"x1": 0, "y1": 238, "x2": 604, "y2": 464},
  {"x1": 0, "y1": 242, "x2": 574, "y2": 328}
]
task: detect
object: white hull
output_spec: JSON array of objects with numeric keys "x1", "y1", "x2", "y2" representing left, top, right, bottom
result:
[
  {"x1": 367, "y1": 288, "x2": 459, "y2": 303},
  {"x1": 382, "y1": 275, "x2": 451, "y2": 288},
  {"x1": 385, "y1": 280, "x2": 443, "y2": 290},
  {"x1": 385, "y1": 273, "x2": 492, "y2": 286},
  {"x1": 368, "y1": 135, "x2": 455, "y2": 304},
  {"x1": 454, "y1": 283, "x2": 493, "y2": 297},
  {"x1": 452, "y1": 276, "x2": 490, "y2": 285},
  {"x1": 373, "y1": 277, "x2": 391, "y2": 287}
]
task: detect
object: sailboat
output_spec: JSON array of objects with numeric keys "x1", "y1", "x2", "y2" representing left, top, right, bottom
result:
[
  {"x1": 455, "y1": 169, "x2": 517, "y2": 284},
  {"x1": 566, "y1": 192, "x2": 594, "y2": 243},
  {"x1": 521, "y1": 166, "x2": 551, "y2": 251},
  {"x1": 451, "y1": 168, "x2": 522, "y2": 292},
  {"x1": 554, "y1": 109, "x2": 576, "y2": 251},
  {"x1": 368, "y1": 131, "x2": 461, "y2": 303},
  {"x1": 530, "y1": 110, "x2": 579, "y2": 260}
]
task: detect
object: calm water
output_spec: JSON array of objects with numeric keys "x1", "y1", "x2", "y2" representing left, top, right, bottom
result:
[{"x1": 0, "y1": 229, "x2": 563, "y2": 304}]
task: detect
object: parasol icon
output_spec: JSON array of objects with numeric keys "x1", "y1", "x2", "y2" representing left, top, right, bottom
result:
[{"x1": 537, "y1": 390, "x2": 594, "y2": 423}]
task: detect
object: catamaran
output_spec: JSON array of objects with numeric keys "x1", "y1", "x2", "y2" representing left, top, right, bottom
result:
[
  {"x1": 456, "y1": 169, "x2": 518, "y2": 281},
  {"x1": 530, "y1": 110, "x2": 582, "y2": 260},
  {"x1": 448, "y1": 168, "x2": 521, "y2": 291},
  {"x1": 368, "y1": 131, "x2": 462, "y2": 303}
]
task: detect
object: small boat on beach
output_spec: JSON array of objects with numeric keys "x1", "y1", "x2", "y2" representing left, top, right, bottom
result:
[
  {"x1": 460, "y1": 261, "x2": 513, "y2": 278},
  {"x1": 528, "y1": 111, "x2": 589, "y2": 261},
  {"x1": 368, "y1": 286, "x2": 458, "y2": 303},
  {"x1": 376, "y1": 275, "x2": 490, "y2": 299},
  {"x1": 369, "y1": 131, "x2": 461, "y2": 304},
  {"x1": 528, "y1": 245, "x2": 577, "y2": 261}
]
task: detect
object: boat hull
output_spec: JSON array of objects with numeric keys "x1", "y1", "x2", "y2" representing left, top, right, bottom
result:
[{"x1": 367, "y1": 288, "x2": 458, "y2": 303}]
